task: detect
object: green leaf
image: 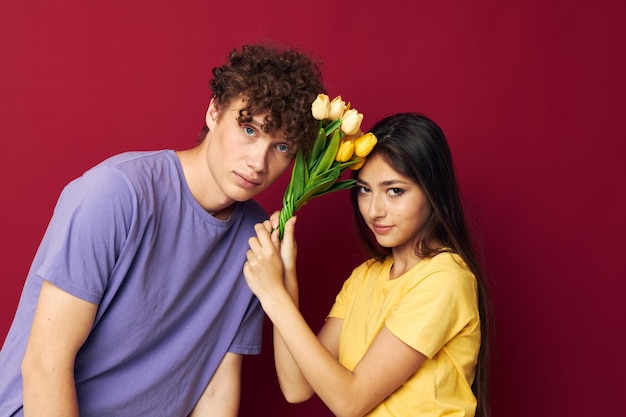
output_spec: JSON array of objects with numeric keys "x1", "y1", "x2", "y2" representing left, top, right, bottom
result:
[
  {"x1": 323, "y1": 178, "x2": 356, "y2": 193},
  {"x1": 311, "y1": 129, "x2": 341, "y2": 178},
  {"x1": 309, "y1": 127, "x2": 327, "y2": 165},
  {"x1": 294, "y1": 179, "x2": 356, "y2": 211},
  {"x1": 282, "y1": 159, "x2": 298, "y2": 204},
  {"x1": 291, "y1": 151, "x2": 307, "y2": 199},
  {"x1": 324, "y1": 119, "x2": 342, "y2": 136},
  {"x1": 306, "y1": 162, "x2": 340, "y2": 186},
  {"x1": 339, "y1": 158, "x2": 363, "y2": 171},
  {"x1": 295, "y1": 180, "x2": 334, "y2": 210},
  {"x1": 294, "y1": 164, "x2": 342, "y2": 210}
]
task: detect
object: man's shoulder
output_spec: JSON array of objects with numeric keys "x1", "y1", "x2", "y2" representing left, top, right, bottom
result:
[
  {"x1": 82, "y1": 150, "x2": 177, "y2": 186},
  {"x1": 94, "y1": 150, "x2": 173, "y2": 170},
  {"x1": 62, "y1": 150, "x2": 176, "y2": 202},
  {"x1": 238, "y1": 199, "x2": 268, "y2": 226}
]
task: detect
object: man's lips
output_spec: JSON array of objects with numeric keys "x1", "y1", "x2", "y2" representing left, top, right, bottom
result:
[{"x1": 234, "y1": 172, "x2": 261, "y2": 188}]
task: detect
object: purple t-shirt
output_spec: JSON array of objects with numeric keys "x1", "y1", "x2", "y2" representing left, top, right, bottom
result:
[{"x1": 0, "y1": 150, "x2": 265, "y2": 416}]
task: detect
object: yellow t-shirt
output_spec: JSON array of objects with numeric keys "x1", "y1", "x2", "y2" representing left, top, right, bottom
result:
[{"x1": 328, "y1": 252, "x2": 480, "y2": 416}]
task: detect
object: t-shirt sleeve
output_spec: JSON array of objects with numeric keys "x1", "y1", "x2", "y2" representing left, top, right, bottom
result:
[
  {"x1": 37, "y1": 167, "x2": 135, "y2": 304},
  {"x1": 228, "y1": 296, "x2": 264, "y2": 355},
  {"x1": 328, "y1": 264, "x2": 363, "y2": 320},
  {"x1": 385, "y1": 268, "x2": 478, "y2": 359},
  {"x1": 227, "y1": 200, "x2": 268, "y2": 355}
]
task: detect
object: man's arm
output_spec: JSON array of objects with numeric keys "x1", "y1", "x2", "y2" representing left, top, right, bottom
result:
[
  {"x1": 22, "y1": 280, "x2": 97, "y2": 417},
  {"x1": 189, "y1": 352, "x2": 242, "y2": 417}
]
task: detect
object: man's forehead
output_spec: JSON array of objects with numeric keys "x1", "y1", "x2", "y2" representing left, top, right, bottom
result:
[{"x1": 225, "y1": 101, "x2": 287, "y2": 140}]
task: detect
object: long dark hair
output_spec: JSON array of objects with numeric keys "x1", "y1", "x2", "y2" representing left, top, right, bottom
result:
[{"x1": 350, "y1": 113, "x2": 492, "y2": 417}]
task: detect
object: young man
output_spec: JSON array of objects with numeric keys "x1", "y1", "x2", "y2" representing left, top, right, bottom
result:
[{"x1": 0, "y1": 43, "x2": 325, "y2": 416}]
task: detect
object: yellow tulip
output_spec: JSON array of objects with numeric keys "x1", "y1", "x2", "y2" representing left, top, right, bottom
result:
[
  {"x1": 350, "y1": 158, "x2": 366, "y2": 170},
  {"x1": 341, "y1": 109, "x2": 363, "y2": 136},
  {"x1": 343, "y1": 127, "x2": 363, "y2": 140},
  {"x1": 354, "y1": 132, "x2": 377, "y2": 157},
  {"x1": 311, "y1": 94, "x2": 331, "y2": 120},
  {"x1": 335, "y1": 138, "x2": 355, "y2": 162},
  {"x1": 328, "y1": 96, "x2": 346, "y2": 120}
]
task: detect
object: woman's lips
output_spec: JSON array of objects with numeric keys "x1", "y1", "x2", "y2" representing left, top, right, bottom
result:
[{"x1": 372, "y1": 224, "x2": 393, "y2": 234}]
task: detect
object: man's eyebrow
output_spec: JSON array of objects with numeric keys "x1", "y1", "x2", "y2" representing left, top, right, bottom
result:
[
  {"x1": 239, "y1": 117, "x2": 262, "y2": 126},
  {"x1": 248, "y1": 117, "x2": 269, "y2": 131}
]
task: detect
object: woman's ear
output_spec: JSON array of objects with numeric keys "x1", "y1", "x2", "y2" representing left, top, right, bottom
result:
[{"x1": 205, "y1": 98, "x2": 219, "y2": 130}]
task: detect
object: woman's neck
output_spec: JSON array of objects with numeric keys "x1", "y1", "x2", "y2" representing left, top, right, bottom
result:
[{"x1": 389, "y1": 250, "x2": 423, "y2": 280}]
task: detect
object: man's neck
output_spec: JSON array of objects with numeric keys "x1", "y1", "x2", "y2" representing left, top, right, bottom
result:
[{"x1": 175, "y1": 147, "x2": 236, "y2": 219}]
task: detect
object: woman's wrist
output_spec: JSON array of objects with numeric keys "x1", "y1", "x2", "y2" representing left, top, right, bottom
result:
[
  {"x1": 284, "y1": 269, "x2": 299, "y2": 294},
  {"x1": 260, "y1": 285, "x2": 295, "y2": 318}
]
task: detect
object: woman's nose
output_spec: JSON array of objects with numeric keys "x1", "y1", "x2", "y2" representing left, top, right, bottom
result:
[{"x1": 368, "y1": 194, "x2": 385, "y2": 218}]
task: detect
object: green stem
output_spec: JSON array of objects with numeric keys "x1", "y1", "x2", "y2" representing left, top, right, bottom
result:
[{"x1": 278, "y1": 202, "x2": 294, "y2": 240}]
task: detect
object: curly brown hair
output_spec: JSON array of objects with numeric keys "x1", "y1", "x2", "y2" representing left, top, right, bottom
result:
[{"x1": 203, "y1": 43, "x2": 325, "y2": 155}]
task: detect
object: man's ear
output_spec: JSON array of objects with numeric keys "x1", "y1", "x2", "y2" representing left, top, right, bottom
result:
[{"x1": 205, "y1": 98, "x2": 219, "y2": 130}]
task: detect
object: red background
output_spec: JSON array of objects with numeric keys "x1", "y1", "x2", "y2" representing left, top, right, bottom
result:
[{"x1": 1, "y1": 1, "x2": 624, "y2": 416}]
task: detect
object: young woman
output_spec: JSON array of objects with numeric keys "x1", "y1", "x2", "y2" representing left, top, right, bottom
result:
[{"x1": 244, "y1": 113, "x2": 492, "y2": 417}]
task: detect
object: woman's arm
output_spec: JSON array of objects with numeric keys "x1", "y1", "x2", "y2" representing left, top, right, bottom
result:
[
  {"x1": 274, "y1": 290, "x2": 343, "y2": 403},
  {"x1": 22, "y1": 280, "x2": 97, "y2": 417},
  {"x1": 244, "y1": 221, "x2": 427, "y2": 417},
  {"x1": 249, "y1": 217, "x2": 316, "y2": 401},
  {"x1": 273, "y1": 303, "x2": 343, "y2": 403},
  {"x1": 270, "y1": 268, "x2": 313, "y2": 402}
]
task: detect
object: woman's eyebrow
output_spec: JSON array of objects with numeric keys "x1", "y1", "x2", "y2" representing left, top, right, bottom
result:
[
  {"x1": 380, "y1": 179, "x2": 409, "y2": 186},
  {"x1": 358, "y1": 178, "x2": 409, "y2": 187}
]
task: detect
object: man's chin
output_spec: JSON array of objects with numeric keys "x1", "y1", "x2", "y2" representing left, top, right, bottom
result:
[{"x1": 230, "y1": 186, "x2": 265, "y2": 202}]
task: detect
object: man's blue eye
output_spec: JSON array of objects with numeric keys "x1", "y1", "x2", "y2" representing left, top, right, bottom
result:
[
  {"x1": 244, "y1": 127, "x2": 255, "y2": 136},
  {"x1": 277, "y1": 144, "x2": 290, "y2": 153}
]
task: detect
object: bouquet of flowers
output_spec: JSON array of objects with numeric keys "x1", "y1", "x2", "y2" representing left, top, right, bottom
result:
[{"x1": 277, "y1": 94, "x2": 378, "y2": 238}]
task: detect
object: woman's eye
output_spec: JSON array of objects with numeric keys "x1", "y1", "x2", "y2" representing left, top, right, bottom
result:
[
  {"x1": 357, "y1": 185, "x2": 370, "y2": 194},
  {"x1": 388, "y1": 188, "x2": 404, "y2": 197}
]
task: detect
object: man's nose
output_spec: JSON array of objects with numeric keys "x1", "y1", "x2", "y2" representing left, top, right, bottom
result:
[{"x1": 247, "y1": 143, "x2": 269, "y2": 172}]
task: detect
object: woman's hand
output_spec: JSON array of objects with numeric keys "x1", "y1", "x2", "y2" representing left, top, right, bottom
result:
[
  {"x1": 271, "y1": 212, "x2": 297, "y2": 277},
  {"x1": 244, "y1": 215, "x2": 297, "y2": 301}
]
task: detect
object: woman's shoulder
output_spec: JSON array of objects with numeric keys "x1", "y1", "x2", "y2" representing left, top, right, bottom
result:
[
  {"x1": 419, "y1": 251, "x2": 476, "y2": 291},
  {"x1": 348, "y1": 257, "x2": 392, "y2": 281},
  {"x1": 427, "y1": 251, "x2": 470, "y2": 272},
  {"x1": 355, "y1": 256, "x2": 391, "y2": 271}
]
